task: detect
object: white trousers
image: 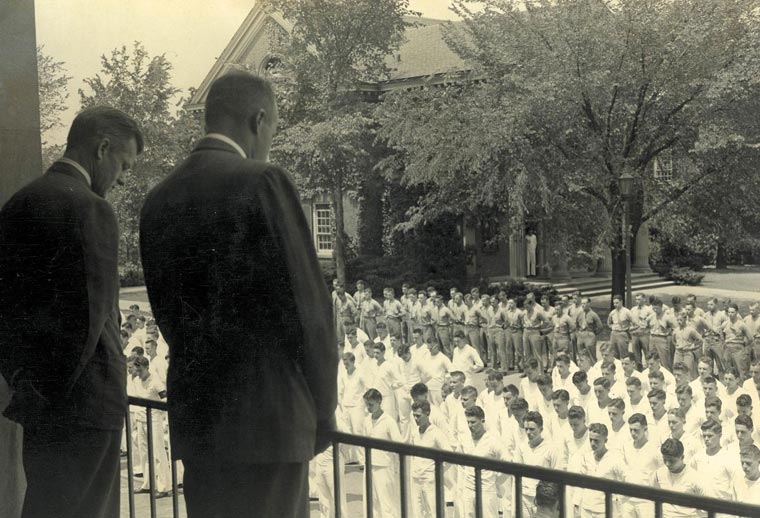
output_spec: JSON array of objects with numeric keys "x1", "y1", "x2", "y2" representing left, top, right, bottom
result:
[
  {"x1": 411, "y1": 477, "x2": 437, "y2": 518},
  {"x1": 315, "y1": 457, "x2": 348, "y2": 518},
  {"x1": 135, "y1": 415, "x2": 171, "y2": 492},
  {"x1": 341, "y1": 405, "x2": 366, "y2": 464},
  {"x1": 365, "y1": 465, "x2": 399, "y2": 518},
  {"x1": 460, "y1": 489, "x2": 499, "y2": 518}
]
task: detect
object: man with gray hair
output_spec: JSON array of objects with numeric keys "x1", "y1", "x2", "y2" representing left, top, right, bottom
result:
[{"x1": 0, "y1": 106, "x2": 143, "y2": 518}]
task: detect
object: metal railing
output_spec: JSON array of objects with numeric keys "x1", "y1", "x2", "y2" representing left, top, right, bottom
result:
[
  {"x1": 126, "y1": 396, "x2": 760, "y2": 518},
  {"x1": 125, "y1": 396, "x2": 180, "y2": 518}
]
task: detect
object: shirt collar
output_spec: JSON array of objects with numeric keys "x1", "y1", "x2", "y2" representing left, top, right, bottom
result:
[
  {"x1": 56, "y1": 158, "x2": 92, "y2": 187},
  {"x1": 205, "y1": 133, "x2": 247, "y2": 159}
]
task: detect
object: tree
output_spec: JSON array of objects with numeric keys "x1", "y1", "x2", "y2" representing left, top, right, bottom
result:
[
  {"x1": 37, "y1": 45, "x2": 71, "y2": 170},
  {"x1": 260, "y1": 0, "x2": 417, "y2": 283},
  {"x1": 378, "y1": 0, "x2": 760, "y2": 298},
  {"x1": 79, "y1": 42, "x2": 201, "y2": 281}
]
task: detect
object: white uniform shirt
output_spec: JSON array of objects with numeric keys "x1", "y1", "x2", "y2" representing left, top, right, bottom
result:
[
  {"x1": 579, "y1": 449, "x2": 626, "y2": 512},
  {"x1": 410, "y1": 423, "x2": 451, "y2": 480},
  {"x1": 363, "y1": 412, "x2": 402, "y2": 466},
  {"x1": 520, "y1": 378, "x2": 542, "y2": 411},
  {"x1": 733, "y1": 474, "x2": 760, "y2": 505},
  {"x1": 515, "y1": 438, "x2": 565, "y2": 497},
  {"x1": 692, "y1": 448, "x2": 739, "y2": 501},
  {"x1": 373, "y1": 359, "x2": 402, "y2": 397},
  {"x1": 421, "y1": 352, "x2": 452, "y2": 394},
  {"x1": 651, "y1": 465, "x2": 707, "y2": 518},
  {"x1": 459, "y1": 430, "x2": 507, "y2": 491},
  {"x1": 338, "y1": 366, "x2": 371, "y2": 408},
  {"x1": 622, "y1": 439, "x2": 661, "y2": 487},
  {"x1": 452, "y1": 344, "x2": 484, "y2": 380}
]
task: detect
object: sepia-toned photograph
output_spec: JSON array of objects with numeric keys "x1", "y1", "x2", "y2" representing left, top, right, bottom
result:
[{"x1": 1, "y1": 0, "x2": 760, "y2": 517}]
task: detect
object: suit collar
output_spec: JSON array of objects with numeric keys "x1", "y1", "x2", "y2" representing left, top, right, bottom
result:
[
  {"x1": 47, "y1": 160, "x2": 91, "y2": 189},
  {"x1": 193, "y1": 135, "x2": 247, "y2": 158}
]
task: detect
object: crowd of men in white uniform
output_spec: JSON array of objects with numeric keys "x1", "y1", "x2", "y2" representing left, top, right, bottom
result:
[{"x1": 322, "y1": 281, "x2": 760, "y2": 518}]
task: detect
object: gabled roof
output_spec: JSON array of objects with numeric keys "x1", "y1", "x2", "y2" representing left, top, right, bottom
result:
[{"x1": 188, "y1": 4, "x2": 470, "y2": 109}]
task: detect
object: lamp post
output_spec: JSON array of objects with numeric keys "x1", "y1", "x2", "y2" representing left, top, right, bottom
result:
[{"x1": 619, "y1": 172, "x2": 635, "y2": 308}]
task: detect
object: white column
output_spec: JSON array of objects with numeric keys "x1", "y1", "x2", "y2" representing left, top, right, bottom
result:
[{"x1": 632, "y1": 222, "x2": 653, "y2": 273}]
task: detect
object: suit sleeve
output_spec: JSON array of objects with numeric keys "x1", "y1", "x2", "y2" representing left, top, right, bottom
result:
[
  {"x1": 253, "y1": 166, "x2": 338, "y2": 429},
  {"x1": 65, "y1": 197, "x2": 121, "y2": 395}
]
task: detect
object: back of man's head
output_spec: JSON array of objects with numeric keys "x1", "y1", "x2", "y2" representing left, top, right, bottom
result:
[
  {"x1": 205, "y1": 71, "x2": 275, "y2": 132},
  {"x1": 66, "y1": 105, "x2": 144, "y2": 154}
]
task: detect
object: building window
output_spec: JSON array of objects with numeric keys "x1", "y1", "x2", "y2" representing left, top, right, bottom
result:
[
  {"x1": 314, "y1": 204, "x2": 334, "y2": 255},
  {"x1": 479, "y1": 217, "x2": 500, "y2": 254},
  {"x1": 653, "y1": 150, "x2": 673, "y2": 181}
]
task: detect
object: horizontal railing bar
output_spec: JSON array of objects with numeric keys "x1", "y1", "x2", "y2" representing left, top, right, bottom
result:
[
  {"x1": 126, "y1": 397, "x2": 760, "y2": 516},
  {"x1": 326, "y1": 430, "x2": 760, "y2": 516},
  {"x1": 129, "y1": 396, "x2": 168, "y2": 411}
]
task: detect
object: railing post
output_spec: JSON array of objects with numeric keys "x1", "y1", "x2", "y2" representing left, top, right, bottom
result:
[
  {"x1": 332, "y1": 441, "x2": 342, "y2": 518},
  {"x1": 365, "y1": 447, "x2": 373, "y2": 518},
  {"x1": 146, "y1": 409, "x2": 157, "y2": 518},
  {"x1": 655, "y1": 500, "x2": 663, "y2": 518},
  {"x1": 399, "y1": 454, "x2": 408, "y2": 518},
  {"x1": 434, "y1": 460, "x2": 445, "y2": 518},
  {"x1": 171, "y1": 458, "x2": 179, "y2": 518},
  {"x1": 604, "y1": 491, "x2": 612, "y2": 518},
  {"x1": 515, "y1": 475, "x2": 523, "y2": 518},
  {"x1": 124, "y1": 409, "x2": 136, "y2": 518},
  {"x1": 475, "y1": 468, "x2": 483, "y2": 518},
  {"x1": 559, "y1": 482, "x2": 566, "y2": 518},
  {"x1": 707, "y1": 511, "x2": 715, "y2": 518}
]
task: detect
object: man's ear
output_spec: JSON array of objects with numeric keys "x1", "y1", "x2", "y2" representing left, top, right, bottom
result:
[
  {"x1": 249, "y1": 109, "x2": 266, "y2": 135},
  {"x1": 96, "y1": 138, "x2": 111, "y2": 159}
]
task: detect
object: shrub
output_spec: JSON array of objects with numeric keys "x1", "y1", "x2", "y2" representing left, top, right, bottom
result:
[
  {"x1": 119, "y1": 264, "x2": 145, "y2": 287},
  {"x1": 490, "y1": 280, "x2": 559, "y2": 306},
  {"x1": 666, "y1": 267, "x2": 705, "y2": 286}
]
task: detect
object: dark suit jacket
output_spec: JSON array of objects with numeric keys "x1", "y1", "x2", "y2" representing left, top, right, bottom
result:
[
  {"x1": 0, "y1": 162, "x2": 126, "y2": 431},
  {"x1": 139, "y1": 137, "x2": 338, "y2": 463}
]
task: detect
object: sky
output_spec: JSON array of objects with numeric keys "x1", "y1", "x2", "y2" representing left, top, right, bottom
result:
[{"x1": 35, "y1": 0, "x2": 465, "y2": 145}]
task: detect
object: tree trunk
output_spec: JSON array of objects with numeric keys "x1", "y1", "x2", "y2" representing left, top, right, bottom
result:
[
  {"x1": 610, "y1": 246, "x2": 626, "y2": 308},
  {"x1": 715, "y1": 240, "x2": 728, "y2": 270},
  {"x1": 333, "y1": 180, "x2": 347, "y2": 285},
  {"x1": 358, "y1": 167, "x2": 384, "y2": 257}
]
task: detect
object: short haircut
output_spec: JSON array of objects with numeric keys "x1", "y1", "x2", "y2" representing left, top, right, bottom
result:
[
  {"x1": 453, "y1": 330, "x2": 465, "y2": 339},
  {"x1": 411, "y1": 401, "x2": 431, "y2": 414},
  {"x1": 373, "y1": 343, "x2": 386, "y2": 353},
  {"x1": 526, "y1": 358, "x2": 540, "y2": 370},
  {"x1": 703, "y1": 376, "x2": 717, "y2": 386},
  {"x1": 555, "y1": 354, "x2": 571, "y2": 365},
  {"x1": 646, "y1": 350, "x2": 661, "y2": 361},
  {"x1": 524, "y1": 411, "x2": 543, "y2": 428},
  {"x1": 66, "y1": 106, "x2": 144, "y2": 154},
  {"x1": 673, "y1": 362, "x2": 689, "y2": 373},
  {"x1": 601, "y1": 361, "x2": 616, "y2": 373},
  {"x1": 504, "y1": 384, "x2": 519, "y2": 396},
  {"x1": 668, "y1": 408, "x2": 686, "y2": 421},
  {"x1": 375, "y1": 322, "x2": 387, "y2": 330},
  {"x1": 648, "y1": 370, "x2": 665, "y2": 382},
  {"x1": 736, "y1": 414, "x2": 754, "y2": 430},
  {"x1": 487, "y1": 370, "x2": 504, "y2": 382},
  {"x1": 608, "y1": 398, "x2": 625, "y2": 411},
  {"x1": 568, "y1": 406, "x2": 586, "y2": 420},
  {"x1": 552, "y1": 389, "x2": 570, "y2": 402},
  {"x1": 701, "y1": 418, "x2": 722, "y2": 435},
  {"x1": 461, "y1": 385, "x2": 479, "y2": 398},
  {"x1": 704, "y1": 396, "x2": 722, "y2": 411},
  {"x1": 612, "y1": 295, "x2": 623, "y2": 302},
  {"x1": 572, "y1": 371, "x2": 588, "y2": 384},
  {"x1": 133, "y1": 356, "x2": 149, "y2": 368},
  {"x1": 651, "y1": 298, "x2": 663, "y2": 308},
  {"x1": 593, "y1": 377, "x2": 611, "y2": 390},
  {"x1": 647, "y1": 388, "x2": 666, "y2": 401},
  {"x1": 205, "y1": 71, "x2": 275, "y2": 130},
  {"x1": 464, "y1": 406, "x2": 485, "y2": 420},
  {"x1": 741, "y1": 444, "x2": 760, "y2": 460},
  {"x1": 363, "y1": 389, "x2": 382, "y2": 402},
  {"x1": 450, "y1": 371, "x2": 466, "y2": 383},
  {"x1": 737, "y1": 394, "x2": 753, "y2": 408},
  {"x1": 510, "y1": 397, "x2": 529, "y2": 412},
  {"x1": 536, "y1": 374, "x2": 553, "y2": 387},
  {"x1": 130, "y1": 346, "x2": 144, "y2": 356},
  {"x1": 535, "y1": 480, "x2": 560, "y2": 507},
  {"x1": 626, "y1": 377, "x2": 642, "y2": 388},
  {"x1": 723, "y1": 366, "x2": 740, "y2": 379},
  {"x1": 410, "y1": 383, "x2": 429, "y2": 398},
  {"x1": 588, "y1": 422, "x2": 608, "y2": 436},
  {"x1": 661, "y1": 438, "x2": 684, "y2": 457},
  {"x1": 675, "y1": 385, "x2": 692, "y2": 397},
  {"x1": 623, "y1": 352, "x2": 637, "y2": 363},
  {"x1": 397, "y1": 345, "x2": 410, "y2": 357},
  {"x1": 342, "y1": 351, "x2": 356, "y2": 362},
  {"x1": 628, "y1": 413, "x2": 647, "y2": 427}
]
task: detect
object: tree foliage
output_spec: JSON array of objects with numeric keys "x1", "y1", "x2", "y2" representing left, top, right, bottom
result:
[
  {"x1": 376, "y1": 0, "x2": 760, "y2": 296},
  {"x1": 37, "y1": 45, "x2": 71, "y2": 170},
  {"x1": 79, "y1": 42, "x2": 202, "y2": 280},
  {"x1": 260, "y1": 0, "x2": 417, "y2": 282}
]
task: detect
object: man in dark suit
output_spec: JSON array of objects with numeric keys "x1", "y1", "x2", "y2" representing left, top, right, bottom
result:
[
  {"x1": 0, "y1": 106, "x2": 143, "y2": 518},
  {"x1": 139, "y1": 71, "x2": 338, "y2": 518}
]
